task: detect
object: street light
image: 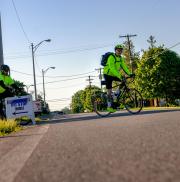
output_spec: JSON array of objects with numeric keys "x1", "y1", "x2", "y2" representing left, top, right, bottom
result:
[
  {"x1": 42, "y1": 66, "x2": 55, "y2": 108},
  {"x1": 31, "y1": 39, "x2": 51, "y2": 100},
  {"x1": 25, "y1": 84, "x2": 34, "y2": 93}
]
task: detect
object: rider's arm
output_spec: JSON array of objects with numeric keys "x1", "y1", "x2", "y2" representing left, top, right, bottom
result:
[
  {"x1": 0, "y1": 80, "x2": 8, "y2": 89},
  {"x1": 120, "y1": 57, "x2": 131, "y2": 75},
  {"x1": 1, "y1": 77, "x2": 15, "y2": 90},
  {"x1": 108, "y1": 55, "x2": 122, "y2": 79},
  {"x1": 5, "y1": 76, "x2": 15, "y2": 88}
]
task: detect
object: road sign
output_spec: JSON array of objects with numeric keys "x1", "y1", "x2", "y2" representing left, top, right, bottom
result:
[{"x1": 5, "y1": 95, "x2": 36, "y2": 125}]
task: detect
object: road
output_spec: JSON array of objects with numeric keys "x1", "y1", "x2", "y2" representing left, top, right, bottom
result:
[{"x1": 0, "y1": 110, "x2": 180, "y2": 182}]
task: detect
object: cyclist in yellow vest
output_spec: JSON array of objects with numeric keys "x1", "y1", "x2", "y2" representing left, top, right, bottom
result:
[
  {"x1": 103, "y1": 44, "x2": 134, "y2": 112},
  {"x1": 0, "y1": 64, "x2": 15, "y2": 99}
]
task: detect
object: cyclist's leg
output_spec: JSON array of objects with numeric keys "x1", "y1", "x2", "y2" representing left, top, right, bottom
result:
[
  {"x1": 104, "y1": 74, "x2": 112, "y2": 104},
  {"x1": 0, "y1": 94, "x2": 5, "y2": 120},
  {"x1": 0, "y1": 90, "x2": 14, "y2": 120},
  {"x1": 104, "y1": 74, "x2": 116, "y2": 112}
]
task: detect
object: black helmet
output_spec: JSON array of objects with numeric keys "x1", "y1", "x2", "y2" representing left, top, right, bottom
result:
[{"x1": 1, "y1": 64, "x2": 10, "y2": 75}]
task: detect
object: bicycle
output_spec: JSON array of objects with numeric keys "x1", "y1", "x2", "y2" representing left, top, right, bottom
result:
[{"x1": 92, "y1": 76, "x2": 143, "y2": 117}]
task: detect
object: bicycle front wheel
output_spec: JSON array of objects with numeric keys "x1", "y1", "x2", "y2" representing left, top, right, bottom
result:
[
  {"x1": 123, "y1": 88, "x2": 143, "y2": 114},
  {"x1": 93, "y1": 93, "x2": 111, "y2": 117}
]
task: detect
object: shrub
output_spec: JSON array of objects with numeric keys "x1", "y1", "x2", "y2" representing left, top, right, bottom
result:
[{"x1": 0, "y1": 119, "x2": 21, "y2": 136}]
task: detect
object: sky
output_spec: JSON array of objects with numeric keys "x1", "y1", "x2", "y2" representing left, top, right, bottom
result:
[{"x1": 0, "y1": 0, "x2": 180, "y2": 111}]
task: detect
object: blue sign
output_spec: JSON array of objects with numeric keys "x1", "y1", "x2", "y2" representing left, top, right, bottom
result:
[{"x1": 7, "y1": 98, "x2": 28, "y2": 107}]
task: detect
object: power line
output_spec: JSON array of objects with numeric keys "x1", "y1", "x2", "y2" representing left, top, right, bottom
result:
[
  {"x1": 11, "y1": 69, "x2": 96, "y2": 78},
  {"x1": 43, "y1": 71, "x2": 97, "y2": 78},
  {"x1": 36, "y1": 75, "x2": 94, "y2": 85},
  {"x1": 46, "y1": 98, "x2": 71, "y2": 102},
  {"x1": 47, "y1": 82, "x2": 87, "y2": 90},
  {"x1": 5, "y1": 40, "x2": 180, "y2": 61},
  {"x1": 4, "y1": 43, "x2": 115, "y2": 60},
  {"x1": 4, "y1": 43, "x2": 114, "y2": 56},
  {"x1": 11, "y1": 0, "x2": 31, "y2": 44}
]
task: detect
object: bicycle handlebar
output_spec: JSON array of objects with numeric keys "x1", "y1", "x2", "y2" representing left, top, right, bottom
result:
[{"x1": 122, "y1": 74, "x2": 135, "y2": 82}]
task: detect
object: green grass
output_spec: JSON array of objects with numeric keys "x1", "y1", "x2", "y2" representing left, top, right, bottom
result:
[
  {"x1": 16, "y1": 116, "x2": 41, "y2": 122},
  {"x1": 0, "y1": 119, "x2": 22, "y2": 136},
  {"x1": 142, "y1": 106, "x2": 180, "y2": 110}
]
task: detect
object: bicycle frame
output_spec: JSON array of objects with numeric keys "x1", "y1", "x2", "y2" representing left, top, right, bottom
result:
[{"x1": 112, "y1": 77, "x2": 131, "y2": 101}]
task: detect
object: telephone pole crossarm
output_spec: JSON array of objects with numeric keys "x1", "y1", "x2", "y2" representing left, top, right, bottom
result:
[
  {"x1": 119, "y1": 34, "x2": 137, "y2": 73},
  {"x1": 86, "y1": 75, "x2": 94, "y2": 88}
]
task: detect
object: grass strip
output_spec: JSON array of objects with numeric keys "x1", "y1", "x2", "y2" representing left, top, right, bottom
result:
[{"x1": 142, "y1": 106, "x2": 180, "y2": 110}]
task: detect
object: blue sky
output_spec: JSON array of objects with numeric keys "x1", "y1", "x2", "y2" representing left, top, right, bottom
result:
[{"x1": 1, "y1": 0, "x2": 180, "y2": 110}]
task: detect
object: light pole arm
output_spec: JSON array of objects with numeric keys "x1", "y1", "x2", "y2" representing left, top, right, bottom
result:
[
  {"x1": 33, "y1": 40, "x2": 44, "y2": 53},
  {"x1": 43, "y1": 67, "x2": 50, "y2": 74}
]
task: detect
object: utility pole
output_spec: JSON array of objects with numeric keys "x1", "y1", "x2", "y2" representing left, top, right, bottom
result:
[
  {"x1": 0, "y1": 14, "x2": 4, "y2": 66},
  {"x1": 86, "y1": 75, "x2": 94, "y2": 89},
  {"x1": 31, "y1": 43, "x2": 38, "y2": 101},
  {"x1": 95, "y1": 68, "x2": 103, "y2": 89},
  {"x1": 119, "y1": 34, "x2": 137, "y2": 73},
  {"x1": 42, "y1": 67, "x2": 55, "y2": 109}
]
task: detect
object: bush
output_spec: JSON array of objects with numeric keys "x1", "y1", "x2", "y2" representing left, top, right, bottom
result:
[{"x1": 0, "y1": 119, "x2": 21, "y2": 136}]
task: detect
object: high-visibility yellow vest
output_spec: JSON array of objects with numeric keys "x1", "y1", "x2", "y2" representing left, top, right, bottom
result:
[{"x1": 0, "y1": 72, "x2": 14, "y2": 94}]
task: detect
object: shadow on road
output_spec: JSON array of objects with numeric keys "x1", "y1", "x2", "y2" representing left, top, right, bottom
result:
[{"x1": 36, "y1": 109, "x2": 180, "y2": 125}]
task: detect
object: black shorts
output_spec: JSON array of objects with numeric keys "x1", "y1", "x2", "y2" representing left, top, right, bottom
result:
[{"x1": 104, "y1": 74, "x2": 121, "y2": 89}]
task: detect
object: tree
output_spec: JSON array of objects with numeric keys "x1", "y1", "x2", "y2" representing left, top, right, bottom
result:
[
  {"x1": 71, "y1": 90, "x2": 84, "y2": 113},
  {"x1": 70, "y1": 85, "x2": 102, "y2": 113},
  {"x1": 83, "y1": 86, "x2": 101, "y2": 112},
  {"x1": 61, "y1": 107, "x2": 71, "y2": 114},
  {"x1": 13, "y1": 80, "x2": 28, "y2": 96},
  {"x1": 135, "y1": 46, "x2": 180, "y2": 104}
]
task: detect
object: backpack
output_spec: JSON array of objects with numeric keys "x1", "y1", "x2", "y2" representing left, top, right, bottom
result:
[{"x1": 100, "y1": 52, "x2": 115, "y2": 66}]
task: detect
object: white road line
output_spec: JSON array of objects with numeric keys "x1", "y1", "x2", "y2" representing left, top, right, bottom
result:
[{"x1": 0, "y1": 125, "x2": 49, "y2": 182}]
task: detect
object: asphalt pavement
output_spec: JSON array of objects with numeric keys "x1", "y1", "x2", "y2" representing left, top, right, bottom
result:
[{"x1": 0, "y1": 110, "x2": 180, "y2": 182}]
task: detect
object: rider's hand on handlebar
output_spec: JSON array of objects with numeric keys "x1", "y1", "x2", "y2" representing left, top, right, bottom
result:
[
  {"x1": 129, "y1": 73, "x2": 135, "y2": 78},
  {"x1": 121, "y1": 76, "x2": 126, "y2": 82},
  {"x1": 6, "y1": 85, "x2": 13, "y2": 90}
]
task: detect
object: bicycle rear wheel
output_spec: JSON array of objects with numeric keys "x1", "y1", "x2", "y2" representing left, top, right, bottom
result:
[
  {"x1": 123, "y1": 88, "x2": 143, "y2": 114},
  {"x1": 93, "y1": 93, "x2": 111, "y2": 117}
]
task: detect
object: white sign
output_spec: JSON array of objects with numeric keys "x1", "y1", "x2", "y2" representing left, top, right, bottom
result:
[{"x1": 5, "y1": 95, "x2": 36, "y2": 125}]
